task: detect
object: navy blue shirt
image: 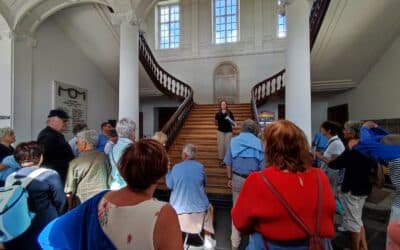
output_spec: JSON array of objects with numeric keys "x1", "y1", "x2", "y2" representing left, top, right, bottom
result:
[{"x1": 4, "y1": 167, "x2": 66, "y2": 250}]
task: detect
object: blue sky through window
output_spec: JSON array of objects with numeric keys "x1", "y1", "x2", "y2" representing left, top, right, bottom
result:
[
  {"x1": 159, "y1": 4, "x2": 180, "y2": 49},
  {"x1": 215, "y1": 0, "x2": 238, "y2": 44},
  {"x1": 277, "y1": 13, "x2": 286, "y2": 38}
]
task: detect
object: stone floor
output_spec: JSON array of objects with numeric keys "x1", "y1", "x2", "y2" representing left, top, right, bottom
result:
[{"x1": 210, "y1": 187, "x2": 393, "y2": 250}]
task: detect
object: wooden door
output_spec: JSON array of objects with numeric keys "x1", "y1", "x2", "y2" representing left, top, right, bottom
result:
[
  {"x1": 157, "y1": 107, "x2": 178, "y2": 131},
  {"x1": 327, "y1": 104, "x2": 348, "y2": 125}
]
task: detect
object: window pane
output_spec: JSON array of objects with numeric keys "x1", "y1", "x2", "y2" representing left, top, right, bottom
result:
[
  {"x1": 160, "y1": 7, "x2": 168, "y2": 15},
  {"x1": 216, "y1": 0, "x2": 225, "y2": 8},
  {"x1": 158, "y1": 4, "x2": 180, "y2": 49},
  {"x1": 277, "y1": 14, "x2": 286, "y2": 38},
  {"x1": 214, "y1": 0, "x2": 238, "y2": 44}
]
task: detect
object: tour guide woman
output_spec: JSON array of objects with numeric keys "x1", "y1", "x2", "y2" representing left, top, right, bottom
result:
[{"x1": 215, "y1": 100, "x2": 235, "y2": 166}]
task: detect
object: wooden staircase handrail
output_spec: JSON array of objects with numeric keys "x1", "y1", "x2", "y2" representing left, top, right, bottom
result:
[
  {"x1": 250, "y1": 69, "x2": 285, "y2": 123},
  {"x1": 310, "y1": 0, "x2": 331, "y2": 50},
  {"x1": 139, "y1": 33, "x2": 194, "y2": 150},
  {"x1": 251, "y1": 0, "x2": 330, "y2": 122}
]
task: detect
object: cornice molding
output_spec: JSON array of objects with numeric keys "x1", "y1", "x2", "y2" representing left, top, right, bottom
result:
[
  {"x1": 111, "y1": 10, "x2": 141, "y2": 26},
  {"x1": 9, "y1": 31, "x2": 37, "y2": 47}
]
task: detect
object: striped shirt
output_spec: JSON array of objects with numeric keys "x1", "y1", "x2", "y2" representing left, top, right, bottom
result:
[{"x1": 389, "y1": 158, "x2": 400, "y2": 208}]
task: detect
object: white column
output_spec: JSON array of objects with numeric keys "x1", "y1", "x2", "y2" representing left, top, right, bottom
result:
[
  {"x1": 0, "y1": 30, "x2": 12, "y2": 128},
  {"x1": 118, "y1": 15, "x2": 140, "y2": 139},
  {"x1": 285, "y1": 0, "x2": 312, "y2": 142},
  {"x1": 12, "y1": 34, "x2": 36, "y2": 142}
]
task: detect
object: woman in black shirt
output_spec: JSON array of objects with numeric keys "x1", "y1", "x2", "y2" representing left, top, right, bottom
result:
[
  {"x1": 328, "y1": 121, "x2": 376, "y2": 250},
  {"x1": 215, "y1": 101, "x2": 235, "y2": 166}
]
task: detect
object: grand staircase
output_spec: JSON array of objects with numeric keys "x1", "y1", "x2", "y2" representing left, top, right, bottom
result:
[
  {"x1": 138, "y1": 0, "x2": 331, "y2": 199},
  {"x1": 160, "y1": 103, "x2": 252, "y2": 195}
]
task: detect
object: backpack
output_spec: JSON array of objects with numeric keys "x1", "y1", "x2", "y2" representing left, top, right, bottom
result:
[
  {"x1": 259, "y1": 170, "x2": 331, "y2": 250},
  {"x1": 0, "y1": 168, "x2": 48, "y2": 242}
]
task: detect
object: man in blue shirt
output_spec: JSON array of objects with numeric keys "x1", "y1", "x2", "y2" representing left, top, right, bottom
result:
[
  {"x1": 224, "y1": 119, "x2": 265, "y2": 249},
  {"x1": 166, "y1": 143, "x2": 209, "y2": 214},
  {"x1": 312, "y1": 131, "x2": 328, "y2": 167},
  {"x1": 96, "y1": 122, "x2": 112, "y2": 152}
]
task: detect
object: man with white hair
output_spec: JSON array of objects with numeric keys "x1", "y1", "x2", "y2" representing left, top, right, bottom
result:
[
  {"x1": 64, "y1": 129, "x2": 110, "y2": 210},
  {"x1": 37, "y1": 109, "x2": 74, "y2": 184},
  {"x1": 109, "y1": 118, "x2": 136, "y2": 190},
  {"x1": 166, "y1": 143, "x2": 216, "y2": 249}
]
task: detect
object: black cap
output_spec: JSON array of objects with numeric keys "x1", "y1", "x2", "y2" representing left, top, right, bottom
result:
[{"x1": 48, "y1": 109, "x2": 70, "y2": 119}]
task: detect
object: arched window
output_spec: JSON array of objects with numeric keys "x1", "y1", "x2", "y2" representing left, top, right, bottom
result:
[{"x1": 214, "y1": 62, "x2": 239, "y2": 103}]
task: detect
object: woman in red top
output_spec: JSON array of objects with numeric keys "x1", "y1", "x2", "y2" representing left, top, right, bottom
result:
[{"x1": 231, "y1": 120, "x2": 335, "y2": 249}]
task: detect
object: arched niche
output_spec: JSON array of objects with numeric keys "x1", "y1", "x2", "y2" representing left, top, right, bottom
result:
[{"x1": 213, "y1": 62, "x2": 239, "y2": 104}]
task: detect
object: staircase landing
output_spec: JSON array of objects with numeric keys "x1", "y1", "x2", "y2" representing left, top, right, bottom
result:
[{"x1": 159, "y1": 103, "x2": 253, "y2": 195}]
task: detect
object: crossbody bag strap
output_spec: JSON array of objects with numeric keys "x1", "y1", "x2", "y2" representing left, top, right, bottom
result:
[
  {"x1": 21, "y1": 168, "x2": 49, "y2": 188},
  {"x1": 315, "y1": 170, "x2": 323, "y2": 236},
  {"x1": 259, "y1": 172, "x2": 312, "y2": 236},
  {"x1": 326, "y1": 138, "x2": 338, "y2": 148}
]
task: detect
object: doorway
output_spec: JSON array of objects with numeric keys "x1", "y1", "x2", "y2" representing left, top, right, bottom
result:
[
  {"x1": 327, "y1": 104, "x2": 348, "y2": 125},
  {"x1": 156, "y1": 107, "x2": 178, "y2": 131},
  {"x1": 214, "y1": 62, "x2": 238, "y2": 104}
]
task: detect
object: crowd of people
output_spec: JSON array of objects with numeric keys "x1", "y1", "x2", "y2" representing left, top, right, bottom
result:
[{"x1": 0, "y1": 102, "x2": 399, "y2": 249}]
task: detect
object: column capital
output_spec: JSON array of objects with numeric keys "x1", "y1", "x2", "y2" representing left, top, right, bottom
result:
[
  {"x1": 111, "y1": 10, "x2": 141, "y2": 26},
  {"x1": 9, "y1": 32, "x2": 37, "y2": 47},
  {"x1": 279, "y1": 0, "x2": 296, "y2": 6}
]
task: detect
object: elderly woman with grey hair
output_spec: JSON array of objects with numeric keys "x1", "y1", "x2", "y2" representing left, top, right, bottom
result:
[
  {"x1": 0, "y1": 127, "x2": 16, "y2": 162},
  {"x1": 166, "y1": 143, "x2": 216, "y2": 249},
  {"x1": 65, "y1": 129, "x2": 111, "y2": 210},
  {"x1": 223, "y1": 119, "x2": 265, "y2": 249},
  {"x1": 328, "y1": 121, "x2": 377, "y2": 250},
  {"x1": 109, "y1": 118, "x2": 136, "y2": 190}
]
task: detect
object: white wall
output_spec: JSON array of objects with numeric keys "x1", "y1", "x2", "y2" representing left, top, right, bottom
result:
[
  {"x1": 259, "y1": 95, "x2": 328, "y2": 136},
  {"x1": 13, "y1": 18, "x2": 117, "y2": 142},
  {"x1": 140, "y1": 96, "x2": 181, "y2": 137},
  {"x1": 143, "y1": 0, "x2": 286, "y2": 104},
  {"x1": 0, "y1": 34, "x2": 12, "y2": 128},
  {"x1": 328, "y1": 33, "x2": 400, "y2": 120}
]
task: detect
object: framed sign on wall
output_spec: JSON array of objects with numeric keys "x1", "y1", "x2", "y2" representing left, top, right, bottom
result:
[{"x1": 52, "y1": 81, "x2": 87, "y2": 139}]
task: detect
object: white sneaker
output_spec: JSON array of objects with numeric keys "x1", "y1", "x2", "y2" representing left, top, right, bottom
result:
[{"x1": 203, "y1": 235, "x2": 216, "y2": 250}]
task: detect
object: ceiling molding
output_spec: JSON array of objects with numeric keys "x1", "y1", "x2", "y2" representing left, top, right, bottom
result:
[
  {"x1": 93, "y1": 3, "x2": 119, "y2": 44},
  {"x1": 14, "y1": 0, "x2": 109, "y2": 35},
  {"x1": 140, "y1": 87, "x2": 163, "y2": 97},
  {"x1": 311, "y1": 79, "x2": 356, "y2": 92}
]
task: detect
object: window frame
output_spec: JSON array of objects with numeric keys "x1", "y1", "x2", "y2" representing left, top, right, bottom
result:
[
  {"x1": 212, "y1": 0, "x2": 240, "y2": 45},
  {"x1": 157, "y1": 1, "x2": 181, "y2": 50}
]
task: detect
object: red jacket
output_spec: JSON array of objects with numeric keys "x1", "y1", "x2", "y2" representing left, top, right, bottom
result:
[{"x1": 231, "y1": 167, "x2": 335, "y2": 241}]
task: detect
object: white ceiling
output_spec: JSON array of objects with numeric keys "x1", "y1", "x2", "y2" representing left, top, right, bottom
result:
[
  {"x1": 311, "y1": 0, "x2": 400, "y2": 92},
  {"x1": 2, "y1": 0, "x2": 400, "y2": 96},
  {"x1": 51, "y1": 3, "x2": 161, "y2": 95}
]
